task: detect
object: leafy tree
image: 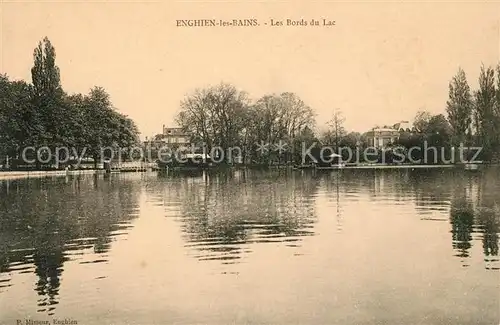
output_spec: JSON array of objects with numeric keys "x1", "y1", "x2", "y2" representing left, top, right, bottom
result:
[
  {"x1": 176, "y1": 84, "x2": 315, "y2": 165},
  {"x1": 0, "y1": 75, "x2": 37, "y2": 165},
  {"x1": 426, "y1": 114, "x2": 452, "y2": 147},
  {"x1": 494, "y1": 63, "x2": 500, "y2": 161},
  {"x1": 1, "y1": 38, "x2": 140, "y2": 170},
  {"x1": 176, "y1": 83, "x2": 250, "y2": 156},
  {"x1": 446, "y1": 67, "x2": 473, "y2": 145},
  {"x1": 413, "y1": 110, "x2": 432, "y2": 133},
  {"x1": 80, "y1": 87, "x2": 118, "y2": 165},
  {"x1": 474, "y1": 65, "x2": 497, "y2": 159},
  {"x1": 279, "y1": 92, "x2": 315, "y2": 138},
  {"x1": 249, "y1": 93, "x2": 315, "y2": 164},
  {"x1": 65, "y1": 93, "x2": 87, "y2": 153},
  {"x1": 291, "y1": 125, "x2": 318, "y2": 165},
  {"x1": 340, "y1": 131, "x2": 361, "y2": 149}
]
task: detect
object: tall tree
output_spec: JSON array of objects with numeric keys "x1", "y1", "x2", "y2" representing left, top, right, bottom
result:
[
  {"x1": 322, "y1": 109, "x2": 346, "y2": 149},
  {"x1": 446, "y1": 67, "x2": 473, "y2": 146},
  {"x1": 249, "y1": 92, "x2": 315, "y2": 164},
  {"x1": 474, "y1": 65, "x2": 497, "y2": 159},
  {"x1": 82, "y1": 87, "x2": 115, "y2": 164},
  {"x1": 279, "y1": 92, "x2": 315, "y2": 138},
  {"x1": 495, "y1": 63, "x2": 500, "y2": 160},
  {"x1": 30, "y1": 37, "x2": 67, "y2": 149},
  {"x1": 496, "y1": 63, "x2": 500, "y2": 115}
]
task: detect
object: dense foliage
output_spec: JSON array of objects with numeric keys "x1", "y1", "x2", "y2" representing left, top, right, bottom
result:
[
  {"x1": 176, "y1": 83, "x2": 317, "y2": 164},
  {"x1": 0, "y1": 38, "x2": 139, "y2": 168}
]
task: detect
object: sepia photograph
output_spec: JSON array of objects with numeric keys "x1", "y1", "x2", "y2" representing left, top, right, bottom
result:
[{"x1": 0, "y1": 1, "x2": 499, "y2": 324}]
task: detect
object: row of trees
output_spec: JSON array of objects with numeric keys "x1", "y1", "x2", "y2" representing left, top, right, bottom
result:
[
  {"x1": 0, "y1": 37, "x2": 139, "y2": 169},
  {"x1": 176, "y1": 83, "x2": 317, "y2": 164},
  {"x1": 176, "y1": 63, "x2": 500, "y2": 165},
  {"x1": 174, "y1": 82, "x2": 461, "y2": 165},
  {"x1": 446, "y1": 64, "x2": 500, "y2": 160},
  {"x1": 320, "y1": 63, "x2": 500, "y2": 163},
  {"x1": 2, "y1": 37, "x2": 496, "y2": 168},
  {"x1": 391, "y1": 63, "x2": 500, "y2": 163}
]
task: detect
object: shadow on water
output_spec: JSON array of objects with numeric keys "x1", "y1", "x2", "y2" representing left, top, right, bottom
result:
[
  {"x1": 152, "y1": 169, "x2": 320, "y2": 265},
  {"x1": 0, "y1": 174, "x2": 141, "y2": 315}
]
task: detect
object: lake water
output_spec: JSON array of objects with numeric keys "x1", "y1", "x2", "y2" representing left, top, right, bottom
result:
[{"x1": 0, "y1": 168, "x2": 499, "y2": 325}]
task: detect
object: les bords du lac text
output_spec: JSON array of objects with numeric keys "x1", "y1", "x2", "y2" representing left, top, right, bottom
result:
[{"x1": 176, "y1": 18, "x2": 336, "y2": 27}]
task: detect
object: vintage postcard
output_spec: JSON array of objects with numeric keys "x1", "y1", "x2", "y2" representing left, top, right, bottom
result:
[{"x1": 0, "y1": 1, "x2": 499, "y2": 324}]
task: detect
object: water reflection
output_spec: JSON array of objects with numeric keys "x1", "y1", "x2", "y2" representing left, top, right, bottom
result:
[
  {"x1": 477, "y1": 207, "x2": 500, "y2": 270},
  {"x1": 0, "y1": 175, "x2": 140, "y2": 315},
  {"x1": 443, "y1": 168, "x2": 499, "y2": 269},
  {"x1": 450, "y1": 191, "x2": 474, "y2": 261},
  {"x1": 0, "y1": 167, "x2": 498, "y2": 323},
  {"x1": 152, "y1": 169, "x2": 319, "y2": 265},
  {"x1": 314, "y1": 168, "x2": 499, "y2": 270},
  {"x1": 150, "y1": 168, "x2": 500, "y2": 270}
]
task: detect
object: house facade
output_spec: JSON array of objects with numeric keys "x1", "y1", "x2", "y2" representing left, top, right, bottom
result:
[
  {"x1": 143, "y1": 125, "x2": 191, "y2": 151},
  {"x1": 365, "y1": 121, "x2": 414, "y2": 148},
  {"x1": 366, "y1": 127, "x2": 400, "y2": 148},
  {"x1": 161, "y1": 126, "x2": 190, "y2": 146}
]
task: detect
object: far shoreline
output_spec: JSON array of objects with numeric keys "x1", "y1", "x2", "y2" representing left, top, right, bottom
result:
[{"x1": 0, "y1": 163, "x2": 493, "y2": 181}]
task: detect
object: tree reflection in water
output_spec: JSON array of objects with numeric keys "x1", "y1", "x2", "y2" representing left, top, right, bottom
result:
[
  {"x1": 157, "y1": 167, "x2": 500, "y2": 270},
  {"x1": 450, "y1": 192, "x2": 474, "y2": 261},
  {"x1": 403, "y1": 167, "x2": 499, "y2": 269},
  {"x1": 0, "y1": 175, "x2": 141, "y2": 315},
  {"x1": 447, "y1": 168, "x2": 499, "y2": 269},
  {"x1": 312, "y1": 167, "x2": 499, "y2": 270},
  {"x1": 1, "y1": 167, "x2": 497, "y2": 318},
  {"x1": 157, "y1": 169, "x2": 320, "y2": 264}
]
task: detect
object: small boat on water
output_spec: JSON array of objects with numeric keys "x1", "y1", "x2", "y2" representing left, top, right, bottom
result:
[
  {"x1": 464, "y1": 163, "x2": 480, "y2": 171},
  {"x1": 314, "y1": 153, "x2": 345, "y2": 170},
  {"x1": 463, "y1": 160, "x2": 483, "y2": 171}
]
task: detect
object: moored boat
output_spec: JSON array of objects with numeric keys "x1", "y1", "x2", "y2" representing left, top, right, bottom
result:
[{"x1": 464, "y1": 163, "x2": 480, "y2": 171}]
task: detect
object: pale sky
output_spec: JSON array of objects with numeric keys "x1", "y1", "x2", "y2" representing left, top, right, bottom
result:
[{"x1": 1, "y1": 1, "x2": 499, "y2": 138}]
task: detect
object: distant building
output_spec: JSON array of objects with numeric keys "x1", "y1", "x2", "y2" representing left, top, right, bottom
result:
[
  {"x1": 365, "y1": 121, "x2": 414, "y2": 148},
  {"x1": 366, "y1": 127, "x2": 400, "y2": 148},
  {"x1": 143, "y1": 125, "x2": 191, "y2": 149},
  {"x1": 161, "y1": 126, "x2": 190, "y2": 146}
]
